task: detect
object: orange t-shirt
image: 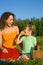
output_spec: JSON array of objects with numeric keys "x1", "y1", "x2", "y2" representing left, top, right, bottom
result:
[{"x1": 2, "y1": 32, "x2": 17, "y2": 48}]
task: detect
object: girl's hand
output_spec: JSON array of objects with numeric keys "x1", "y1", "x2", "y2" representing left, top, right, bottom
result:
[
  {"x1": 2, "y1": 48, "x2": 8, "y2": 53},
  {"x1": 17, "y1": 31, "x2": 25, "y2": 39},
  {"x1": 20, "y1": 31, "x2": 25, "y2": 35}
]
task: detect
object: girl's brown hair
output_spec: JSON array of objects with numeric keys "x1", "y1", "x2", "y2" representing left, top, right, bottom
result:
[
  {"x1": 24, "y1": 24, "x2": 36, "y2": 35},
  {"x1": 1, "y1": 12, "x2": 15, "y2": 29}
]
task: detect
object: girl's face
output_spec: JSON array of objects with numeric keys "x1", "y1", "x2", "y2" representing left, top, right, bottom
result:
[
  {"x1": 24, "y1": 27, "x2": 32, "y2": 36},
  {"x1": 24, "y1": 27, "x2": 29, "y2": 36},
  {"x1": 6, "y1": 15, "x2": 14, "y2": 27}
]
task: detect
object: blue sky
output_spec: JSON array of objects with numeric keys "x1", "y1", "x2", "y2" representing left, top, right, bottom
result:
[{"x1": 0, "y1": 0, "x2": 43, "y2": 19}]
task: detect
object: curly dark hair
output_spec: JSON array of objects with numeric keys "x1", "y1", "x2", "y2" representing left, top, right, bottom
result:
[{"x1": 1, "y1": 12, "x2": 15, "y2": 29}]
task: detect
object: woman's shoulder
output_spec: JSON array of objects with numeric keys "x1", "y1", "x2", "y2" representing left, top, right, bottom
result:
[
  {"x1": 13, "y1": 25, "x2": 19, "y2": 28},
  {"x1": 13, "y1": 26, "x2": 19, "y2": 34},
  {"x1": 13, "y1": 26, "x2": 19, "y2": 30}
]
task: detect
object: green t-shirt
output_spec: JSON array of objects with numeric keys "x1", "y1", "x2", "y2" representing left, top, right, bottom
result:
[{"x1": 20, "y1": 36, "x2": 37, "y2": 53}]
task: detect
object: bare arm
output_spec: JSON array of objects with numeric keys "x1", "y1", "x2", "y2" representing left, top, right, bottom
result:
[
  {"x1": 16, "y1": 31, "x2": 25, "y2": 44},
  {"x1": 16, "y1": 33, "x2": 22, "y2": 44},
  {"x1": 14, "y1": 26, "x2": 25, "y2": 44}
]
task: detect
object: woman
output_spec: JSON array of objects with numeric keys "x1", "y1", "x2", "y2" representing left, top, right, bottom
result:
[{"x1": 0, "y1": 12, "x2": 21, "y2": 62}]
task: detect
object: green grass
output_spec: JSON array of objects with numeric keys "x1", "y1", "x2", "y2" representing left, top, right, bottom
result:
[
  {"x1": 37, "y1": 36, "x2": 43, "y2": 51},
  {"x1": 0, "y1": 60, "x2": 43, "y2": 65},
  {"x1": 0, "y1": 36, "x2": 43, "y2": 65}
]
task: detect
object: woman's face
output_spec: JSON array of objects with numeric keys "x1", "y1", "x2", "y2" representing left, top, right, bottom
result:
[{"x1": 6, "y1": 15, "x2": 14, "y2": 27}]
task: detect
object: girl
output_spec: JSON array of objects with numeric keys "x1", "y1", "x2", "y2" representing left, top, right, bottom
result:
[
  {"x1": 16, "y1": 24, "x2": 37, "y2": 61},
  {"x1": 0, "y1": 12, "x2": 21, "y2": 62}
]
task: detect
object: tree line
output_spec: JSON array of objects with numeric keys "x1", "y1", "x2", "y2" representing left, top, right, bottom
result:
[{"x1": 14, "y1": 17, "x2": 43, "y2": 36}]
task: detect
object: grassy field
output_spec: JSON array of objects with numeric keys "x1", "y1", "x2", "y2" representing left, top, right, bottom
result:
[
  {"x1": 0, "y1": 36, "x2": 43, "y2": 65},
  {"x1": 0, "y1": 60, "x2": 43, "y2": 65},
  {"x1": 37, "y1": 36, "x2": 43, "y2": 51}
]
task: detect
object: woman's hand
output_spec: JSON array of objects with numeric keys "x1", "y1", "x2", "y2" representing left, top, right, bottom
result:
[{"x1": 2, "y1": 48, "x2": 8, "y2": 53}]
